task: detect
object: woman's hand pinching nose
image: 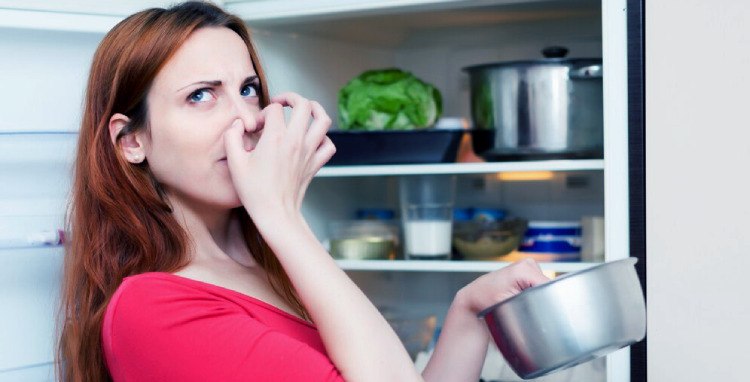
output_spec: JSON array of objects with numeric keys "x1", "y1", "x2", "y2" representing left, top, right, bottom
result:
[{"x1": 221, "y1": 93, "x2": 336, "y2": 221}]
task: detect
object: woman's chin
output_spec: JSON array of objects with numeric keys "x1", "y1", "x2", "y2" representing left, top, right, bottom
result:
[
  {"x1": 203, "y1": 188, "x2": 243, "y2": 210},
  {"x1": 221, "y1": 194, "x2": 244, "y2": 210}
]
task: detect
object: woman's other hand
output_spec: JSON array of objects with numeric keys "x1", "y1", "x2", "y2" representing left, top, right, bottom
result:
[
  {"x1": 223, "y1": 92, "x2": 335, "y2": 220},
  {"x1": 421, "y1": 259, "x2": 550, "y2": 382},
  {"x1": 457, "y1": 258, "x2": 551, "y2": 314}
]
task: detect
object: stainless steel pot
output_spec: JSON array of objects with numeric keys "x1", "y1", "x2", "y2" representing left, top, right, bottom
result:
[
  {"x1": 465, "y1": 47, "x2": 603, "y2": 160},
  {"x1": 478, "y1": 258, "x2": 646, "y2": 379}
]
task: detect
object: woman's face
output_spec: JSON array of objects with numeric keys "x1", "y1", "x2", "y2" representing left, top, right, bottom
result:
[{"x1": 141, "y1": 27, "x2": 262, "y2": 210}]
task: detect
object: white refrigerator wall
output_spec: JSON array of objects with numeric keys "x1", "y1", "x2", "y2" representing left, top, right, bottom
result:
[
  {"x1": 0, "y1": 28, "x2": 102, "y2": 133},
  {"x1": 647, "y1": 0, "x2": 750, "y2": 381},
  {"x1": 0, "y1": 27, "x2": 101, "y2": 381}
]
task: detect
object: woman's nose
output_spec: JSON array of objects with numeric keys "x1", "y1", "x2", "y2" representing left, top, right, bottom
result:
[{"x1": 228, "y1": 96, "x2": 261, "y2": 133}]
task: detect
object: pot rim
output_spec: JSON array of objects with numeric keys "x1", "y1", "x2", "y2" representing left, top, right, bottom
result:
[
  {"x1": 463, "y1": 58, "x2": 602, "y2": 73},
  {"x1": 477, "y1": 257, "x2": 638, "y2": 318}
]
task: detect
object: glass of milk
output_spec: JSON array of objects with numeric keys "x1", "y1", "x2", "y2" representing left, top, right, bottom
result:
[{"x1": 399, "y1": 175, "x2": 456, "y2": 260}]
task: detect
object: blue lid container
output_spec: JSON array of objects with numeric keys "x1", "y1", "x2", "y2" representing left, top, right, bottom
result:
[
  {"x1": 520, "y1": 221, "x2": 582, "y2": 254},
  {"x1": 519, "y1": 236, "x2": 582, "y2": 253},
  {"x1": 473, "y1": 208, "x2": 506, "y2": 222},
  {"x1": 453, "y1": 208, "x2": 475, "y2": 222},
  {"x1": 356, "y1": 208, "x2": 395, "y2": 220},
  {"x1": 524, "y1": 221, "x2": 582, "y2": 237}
]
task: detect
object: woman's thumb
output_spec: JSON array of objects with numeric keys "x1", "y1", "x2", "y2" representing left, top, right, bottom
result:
[{"x1": 224, "y1": 119, "x2": 246, "y2": 164}]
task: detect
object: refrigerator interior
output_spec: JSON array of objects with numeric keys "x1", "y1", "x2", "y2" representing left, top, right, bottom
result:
[{"x1": 0, "y1": 0, "x2": 614, "y2": 380}]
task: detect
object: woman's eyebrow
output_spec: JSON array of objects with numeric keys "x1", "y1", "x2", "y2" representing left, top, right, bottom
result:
[
  {"x1": 177, "y1": 75, "x2": 258, "y2": 92},
  {"x1": 177, "y1": 80, "x2": 222, "y2": 92}
]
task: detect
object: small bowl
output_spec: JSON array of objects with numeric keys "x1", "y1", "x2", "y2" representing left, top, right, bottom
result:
[
  {"x1": 330, "y1": 237, "x2": 395, "y2": 260},
  {"x1": 453, "y1": 233, "x2": 521, "y2": 260},
  {"x1": 329, "y1": 220, "x2": 398, "y2": 260},
  {"x1": 452, "y1": 218, "x2": 526, "y2": 260}
]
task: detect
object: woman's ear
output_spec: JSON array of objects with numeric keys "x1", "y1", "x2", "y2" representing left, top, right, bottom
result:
[{"x1": 109, "y1": 113, "x2": 147, "y2": 164}]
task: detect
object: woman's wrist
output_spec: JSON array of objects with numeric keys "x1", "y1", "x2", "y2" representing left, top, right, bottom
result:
[
  {"x1": 247, "y1": 206, "x2": 320, "y2": 257},
  {"x1": 454, "y1": 285, "x2": 479, "y2": 316},
  {"x1": 244, "y1": 199, "x2": 301, "y2": 228}
]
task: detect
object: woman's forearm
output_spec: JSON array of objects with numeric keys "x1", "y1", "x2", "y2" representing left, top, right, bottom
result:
[
  {"x1": 421, "y1": 289, "x2": 490, "y2": 382},
  {"x1": 254, "y1": 210, "x2": 422, "y2": 382}
]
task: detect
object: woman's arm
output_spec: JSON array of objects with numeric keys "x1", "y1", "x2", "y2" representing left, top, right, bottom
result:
[
  {"x1": 223, "y1": 93, "x2": 421, "y2": 382},
  {"x1": 421, "y1": 259, "x2": 550, "y2": 382},
  {"x1": 255, "y1": 211, "x2": 421, "y2": 382}
]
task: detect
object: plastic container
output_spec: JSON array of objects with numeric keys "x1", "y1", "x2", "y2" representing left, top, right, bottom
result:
[
  {"x1": 329, "y1": 220, "x2": 398, "y2": 260},
  {"x1": 355, "y1": 208, "x2": 395, "y2": 220},
  {"x1": 524, "y1": 221, "x2": 582, "y2": 237},
  {"x1": 519, "y1": 221, "x2": 582, "y2": 261}
]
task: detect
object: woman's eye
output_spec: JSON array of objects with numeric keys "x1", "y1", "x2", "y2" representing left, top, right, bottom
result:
[
  {"x1": 241, "y1": 83, "x2": 259, "y2": 98},
  {"x1": 188, "y1": 89, "x2": 214, "y2": 103}
]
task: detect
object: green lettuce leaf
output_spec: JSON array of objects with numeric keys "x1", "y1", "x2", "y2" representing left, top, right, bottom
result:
[{"x1": 338, "y1": 68, "x2": 442, "y2": 131}]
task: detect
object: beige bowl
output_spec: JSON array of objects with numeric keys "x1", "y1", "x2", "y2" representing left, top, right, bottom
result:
[
  {"x1": 453, "y1": 234, "x2": 522, "y2": 260},
  {"x1": 453, "y1": 218, "x2": 526, "y2": 260},
  {"x1": 330, "y1": 237, "x2": 396, "y2": 260}
]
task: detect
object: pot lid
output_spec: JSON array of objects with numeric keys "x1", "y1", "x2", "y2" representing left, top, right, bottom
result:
[{"x1": 463, "y1": 46, "x2": 602, "y2": 72}]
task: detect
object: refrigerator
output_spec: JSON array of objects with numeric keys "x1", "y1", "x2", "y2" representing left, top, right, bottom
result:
[{"x1": 0, "y1": 1, "x2": 644, "y2": 381}]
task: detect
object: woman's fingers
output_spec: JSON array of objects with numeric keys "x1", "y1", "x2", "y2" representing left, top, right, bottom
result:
[
  {"x1": 461, "y1": 258, "x2": 552, "y2": 314},
  {"x1": 223, "y1": 119, "x2": 248, "y2": 172},
  {"x1": 305, "y1": 100, "x2": 332, "y2": 150},
  {"x1": 271, "y1": 93, "x2": 332, "y2": 150},
  {"x1": 309, "y1": 136, "x2": 337, "y2": 173},
  {"x1": 513, "y1": 258, "x2": 551, "y2": 290},
  {"x1": 294, "y1": 137, "x2": 336, "y2": 208},
  {"x1": 254, "y1": 103, "x2": 286, "y2": 148},
  {"x1": 307, "y1": 137, "x2": 336, "y2": 180},
  {"x1": 271, "y1": 92, "x2": 312, "y2": 140},
  {"x1": 270, "y1": 91, "x2": 305, "y2": 107}
]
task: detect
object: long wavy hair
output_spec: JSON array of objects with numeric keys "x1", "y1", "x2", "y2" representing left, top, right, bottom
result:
[{"x1": 56, "y1": 2, "x2": 309, "y2": 381}]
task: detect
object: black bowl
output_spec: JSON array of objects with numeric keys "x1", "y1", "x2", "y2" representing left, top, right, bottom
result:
[{"x1": 325, "y1": 129, "x2": 465, "y2": 166}]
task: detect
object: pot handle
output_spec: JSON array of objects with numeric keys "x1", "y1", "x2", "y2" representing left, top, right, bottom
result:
[
  {"x1": 542, "y1": 46, "x2": 569, "y2": 58},
  {"x1": 570, "y1": 64, "x2": 603, "y2": 79}
]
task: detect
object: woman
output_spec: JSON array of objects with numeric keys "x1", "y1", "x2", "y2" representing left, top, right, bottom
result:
[{"x1": 57, "y1": 2, "x2": 549, "y2": 381}]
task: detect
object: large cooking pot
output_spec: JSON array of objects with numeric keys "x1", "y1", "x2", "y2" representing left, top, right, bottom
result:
[
  {"x1": 478, "y1": 258, "x2": 646, "y2": 379},
  {"x1": 465, "y1": 47, "x2": 603, "y2": 160}
]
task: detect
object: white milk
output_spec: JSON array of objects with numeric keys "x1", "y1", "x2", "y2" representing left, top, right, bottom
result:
[{"x1": 404, "y1": 220, "x2": 452, "y2": 259}]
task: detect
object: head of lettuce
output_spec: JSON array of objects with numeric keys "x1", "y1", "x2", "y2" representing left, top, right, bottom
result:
[{"x1": 337, "y1": 68, "x2": 442, "y2": 130}]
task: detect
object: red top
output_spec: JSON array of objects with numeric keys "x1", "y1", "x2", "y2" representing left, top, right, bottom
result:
[{"x1": 102, "y1": 272, "x2": 344, "y2": 381}]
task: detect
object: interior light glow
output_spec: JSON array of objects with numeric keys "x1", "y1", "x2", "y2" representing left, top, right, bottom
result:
[{"x1": 496, "y1": 171, "x2": 555, "y2": 181}]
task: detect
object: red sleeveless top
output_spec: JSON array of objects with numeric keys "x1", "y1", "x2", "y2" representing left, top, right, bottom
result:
[{"x1": 102, "y1": 272, "x2": 344, "y2": 381}]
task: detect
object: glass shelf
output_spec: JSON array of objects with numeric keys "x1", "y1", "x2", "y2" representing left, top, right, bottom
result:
[
  {"x1": 337, "y1": 259, "x2": 601, "y2": 273},
  {"x1": 317, "y1": 160, "x2": 604, "y2": 177}
]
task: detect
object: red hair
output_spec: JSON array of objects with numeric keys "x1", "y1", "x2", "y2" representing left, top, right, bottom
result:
[{"x1": 56, "y1": 2, "x2": 308, "y2": 381}]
